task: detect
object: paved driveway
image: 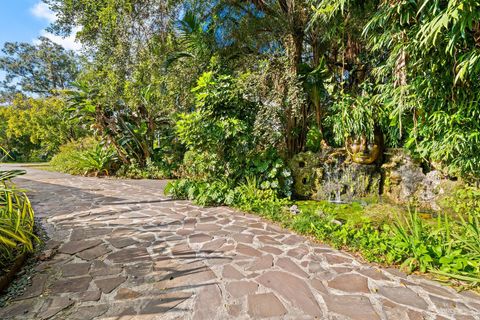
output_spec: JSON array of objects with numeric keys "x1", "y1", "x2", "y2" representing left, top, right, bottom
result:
[{"x1": 0, "y1": 165, "x2": 479, "y2": 319}]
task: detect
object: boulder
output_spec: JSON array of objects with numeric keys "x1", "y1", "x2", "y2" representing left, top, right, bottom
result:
[{"x1": 382, "y1": 149, "x2": 462, "y2": 210}]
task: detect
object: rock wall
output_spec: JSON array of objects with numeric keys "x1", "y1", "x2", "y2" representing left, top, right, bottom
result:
[
  {"x1": 289, "y1": 148, "x2": 461, "y2": 210},
  {"x1": 289, "y1": 149, "x2": 382, "y2": 202},
  {"x1": 289, "y1": 152, "x2": 320, "y2": 199},
  {"x1": 381, "y1": 149, "x2": 460, "y2": 211}
]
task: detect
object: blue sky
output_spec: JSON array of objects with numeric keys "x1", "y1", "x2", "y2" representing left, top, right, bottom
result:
[
  {"x1": 0, "y1": 0, "x2": 80, "y2": 50},
  {"x1": 0, "y1": 0, "x2": 80, "y2": 81},
  {"x1": 0, "y1": 0, "x2": 50, "y2": 48}
]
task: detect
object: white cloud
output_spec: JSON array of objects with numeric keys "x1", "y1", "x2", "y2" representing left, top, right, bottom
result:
[
  {"x1": 37, "y1": 28, "x2": 82, "y2": 51},
  {"x1": 30, "y1": 2, "x2": 56, "y2": 23},
  {"x1": 30, "y1": 2, "x2": 82, "y2": 51}
]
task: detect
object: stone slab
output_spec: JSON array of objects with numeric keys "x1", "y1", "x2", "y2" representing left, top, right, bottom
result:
[
  {"x1": 50, "y1": 276, "x2": 92, "y2": 293},
  {"x1": 247, "y1": 293, "x2": 287, "y2": 318},
  {"x1": 95, "y1": 276, "x2": 126, "y2": 294},
  {"x1": 59, "y1": 239, "x2": 103, "y2": 255},
  {"x1": 257, "y1": 271, "x2": 323, "y2": 317}
]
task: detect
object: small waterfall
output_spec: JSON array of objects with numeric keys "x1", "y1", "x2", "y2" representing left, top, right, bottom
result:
[
  {"x1": 289, "y1": 149, "x2": 382, "y2": 202},
  {"x1": 323, "y1": 156, "x2": 350, "y2": 204}
]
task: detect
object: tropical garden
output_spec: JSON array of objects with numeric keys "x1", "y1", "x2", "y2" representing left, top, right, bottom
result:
[{"x1": 1, "y1": 0, "x2": 480, "y2": 289}]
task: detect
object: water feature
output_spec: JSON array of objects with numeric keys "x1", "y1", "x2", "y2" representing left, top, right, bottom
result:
[
  {"x1": 287, "y1": 147, "x2": 457, "y2": 213},
  {"x1": 289, "y1": 149, "x2": 383, "y2": 203},
  {"x1": 323, "y1": 158, "x2": 350, "y2": 204},
  {"x1": 290, "y1": 149, "x2": 457, "y2": 219}
]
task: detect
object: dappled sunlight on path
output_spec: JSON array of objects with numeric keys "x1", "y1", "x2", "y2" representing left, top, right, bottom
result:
[{"x1": 0, "y1": 165, "x2": 479, "y2": 319}]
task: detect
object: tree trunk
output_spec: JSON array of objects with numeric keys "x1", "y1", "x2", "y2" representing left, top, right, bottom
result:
[
  {"x1": 474, "y1": 22, "x2": 480, "y2": 48},
  {"x1": 311, "y1": 33, "x2": 324, "y2": 137},
  {"x1": 284, "y1": 30, "x2": 307, "y2": 157}
]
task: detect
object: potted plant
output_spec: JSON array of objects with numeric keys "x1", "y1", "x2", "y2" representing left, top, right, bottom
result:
[{"x1": 330, "y1": 89, "x2": 385, "y2": 165}]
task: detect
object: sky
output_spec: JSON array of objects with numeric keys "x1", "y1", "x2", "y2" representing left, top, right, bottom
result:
[
  {"x1": 0, "y1": 0, "x2": 81, "y2": 82},
  {"x1": 0, "y1": 0, "x2": 80, "y2": 50}
]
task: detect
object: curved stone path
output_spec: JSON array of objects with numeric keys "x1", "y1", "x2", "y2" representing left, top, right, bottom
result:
[{"x1": 0, "y1": 165, "x2": 479, "y2": 320}]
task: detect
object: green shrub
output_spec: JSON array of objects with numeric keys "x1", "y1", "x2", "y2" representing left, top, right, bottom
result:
[
  {"x1": 179, "y1": 150, "x2": 223, "y2": 181},
  {"x1": 175, "y1": 71, "x2": 257, "y2": 185},
  {"x1": 165, "y1": 174, "x2": 288, "y2": 212},
  {"x1": 50, "y1": 137, "x2": 116, "y2": 176},
  {"x1": 232, "y1": 176, "x2": 289, "y2": 220},
  {"x1": 388, "y1": 211, "x2": 480, "y2": 286},
  {"x1": 75, "y1": 144, "x2": 117, "y2": 176},
  {"x1": 305, "y1": 125, "x2": 323, "y2": 153},
  {"x1": 165, "y1": 179, "x2": 234, "y2": 206},
  {"x1": 50, "y1": 138, "x2": 94, "y2": 174},
  {"x1": 0, "y1": 170, "x2": 37, "y2": 267},
  {"x1": 173, "y1": 71, "x2": 292, "y2": 200},
  {"x1": 116, "y1": 158, "x2": 170, "y2": 179},
  {"x1": 443, "y1": 186, "x2": 480, "y2": 217},
  {"x1": 244, "y1": 149, "x2": 293, "y2": 198}
]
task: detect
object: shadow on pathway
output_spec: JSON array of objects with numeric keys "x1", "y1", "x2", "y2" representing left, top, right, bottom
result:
[{"x1": 0, "y1": 166, "x2": 479, "y2": 320}]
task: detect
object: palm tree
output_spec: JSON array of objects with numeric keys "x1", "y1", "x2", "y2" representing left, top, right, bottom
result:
[{"x1": 164, "y1": 11, "x2": 217, "y2": 71}]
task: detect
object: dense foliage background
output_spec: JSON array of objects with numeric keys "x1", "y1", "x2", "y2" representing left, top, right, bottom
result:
[{"x1": 1, "y1": 0, "x2": 479, "y2": 180}]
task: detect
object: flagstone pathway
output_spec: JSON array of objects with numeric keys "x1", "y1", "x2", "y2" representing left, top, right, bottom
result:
[{"x1": 0, "y1": 165, "x2": 479, "y2": 320}]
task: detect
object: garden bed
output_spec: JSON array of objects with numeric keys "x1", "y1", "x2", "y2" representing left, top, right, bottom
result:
[
  {"x1": 0, "y1": 169, "x2": 39, "y2": 301},
  {"x1": 274, "y1": 198, "x2": 480, "y2": 291},
  {"x1": 0, "y1": 253, "x2": 28, "y2": 294},
  {"x1": 0, "y1": 220, "x2": 48, "y2": 307}
]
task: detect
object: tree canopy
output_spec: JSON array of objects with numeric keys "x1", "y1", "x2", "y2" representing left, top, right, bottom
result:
[
  {"x1": 0, "y1": 37, "x2": 78, "y2": 97},
  {"x1": 1, "y1": 0, "x2": 479, "y2": 179}
]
